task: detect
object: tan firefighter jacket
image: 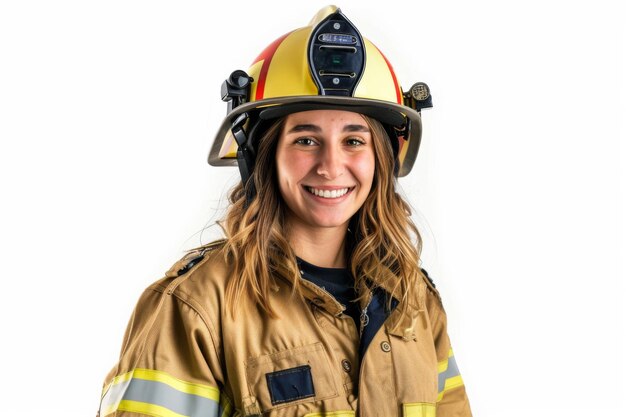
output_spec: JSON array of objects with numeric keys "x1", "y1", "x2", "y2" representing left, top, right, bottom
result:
[{"x1": 99, "y1": 240, "x2": 472, "y2": 417}]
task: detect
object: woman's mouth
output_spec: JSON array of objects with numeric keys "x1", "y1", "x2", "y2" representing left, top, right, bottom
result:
[{"x1": 305, "y1": 186, "x2": 353, "y2": 199}]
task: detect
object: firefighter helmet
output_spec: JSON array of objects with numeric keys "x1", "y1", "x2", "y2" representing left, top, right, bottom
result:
[{"x1": 208, "y1": 5, "x2": 432, "y2": 182}]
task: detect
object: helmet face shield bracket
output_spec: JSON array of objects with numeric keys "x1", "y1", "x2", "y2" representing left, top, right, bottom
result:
[
  {"x1": 308, "y1": 10, "x2": 365, "y2": 97},
  {"x1": 221, "y1": 70, "x2": 254, "y2": 113}
]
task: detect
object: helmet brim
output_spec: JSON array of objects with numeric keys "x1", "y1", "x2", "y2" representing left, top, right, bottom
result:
[{"x1": 208, "y1": 95, "x2": 422, "y2": 177}]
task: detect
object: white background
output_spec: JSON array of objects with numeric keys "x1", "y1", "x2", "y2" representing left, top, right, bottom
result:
[{"x1": 0, "y1": 0, "x2": 624, "y2": 416}]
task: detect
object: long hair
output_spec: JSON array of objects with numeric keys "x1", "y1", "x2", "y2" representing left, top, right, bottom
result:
[{"x1": 218, "y1": 114, "x2": 424, "y2": 318}]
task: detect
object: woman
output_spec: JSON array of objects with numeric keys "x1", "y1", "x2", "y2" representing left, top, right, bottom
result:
[{"x1": 98, "y1": 6, "x2": 472, "y2": 417}]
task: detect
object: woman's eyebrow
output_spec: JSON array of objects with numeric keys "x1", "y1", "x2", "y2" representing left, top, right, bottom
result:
[
  {"x1": 343, "y1": 124, "x2": 370, "y2": 133},
  {"x1": 286, "y1": 124, "x2": 322, "y2": 133},
  {"x1": 285, "y1": 123, "x2": 370, "y2": 134}
]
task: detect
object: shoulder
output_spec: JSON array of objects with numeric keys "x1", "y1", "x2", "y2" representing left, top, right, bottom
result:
[
  {"x1": 163, "y1": 239, "x2": 228, "y2": 281},
  {"x1": 420, "y1": 267, "x2": 445, "y2": 313},
  {"x1": 146, "y1": 239, "x2": 231, "y2": 310},
  {"x1": 420, "y1": 268, "x2": 439, "y2": 297}
]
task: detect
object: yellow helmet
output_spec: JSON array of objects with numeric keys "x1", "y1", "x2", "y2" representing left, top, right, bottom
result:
[{"x1": 208, "y1": 5, "x2": 432, "y2": 182}]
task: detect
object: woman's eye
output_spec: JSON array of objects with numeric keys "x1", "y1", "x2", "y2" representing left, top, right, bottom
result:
[
  {"x1": 346, "y1": 138, "x2": 365, "y2": 146},
  {"x1": 295, "y1": 138, "x2": 316, "y2": 146}
]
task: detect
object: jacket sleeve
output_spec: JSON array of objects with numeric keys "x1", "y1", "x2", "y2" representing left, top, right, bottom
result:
[
  {"x1": 97, "y1": 276, "x2": 231, "y2": 417},
  {"x1": 425, "y1": 282, "x2": 473, "y2": 417}
]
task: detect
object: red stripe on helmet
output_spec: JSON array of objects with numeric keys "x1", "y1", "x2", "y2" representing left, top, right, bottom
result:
[
  {"x1": 252, "y1": 32, "x2": 292, "y2": 101},
  {"x1": 371, "y1": 42, "x2": 402, "y2": 104}
]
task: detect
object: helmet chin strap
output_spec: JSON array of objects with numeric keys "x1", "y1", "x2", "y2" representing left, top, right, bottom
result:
[
  {"x1": 230, "y1": 112, "x2": 258, "y2": 207},
  {"x1": 231, "y1": 113, "x2": 252, "y2": 182}
]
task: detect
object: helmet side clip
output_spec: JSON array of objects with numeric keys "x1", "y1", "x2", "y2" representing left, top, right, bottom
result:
[
  {"x1": 221, "y1": 70, "x2": 254, "y2": 113},
  {"x1": 404, "y1": 82, "x2": 433, "y2": 110}
]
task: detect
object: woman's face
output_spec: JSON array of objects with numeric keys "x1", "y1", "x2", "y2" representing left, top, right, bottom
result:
[{"x1": 275, "y1": 109, "x2": 375, "y2": 233}]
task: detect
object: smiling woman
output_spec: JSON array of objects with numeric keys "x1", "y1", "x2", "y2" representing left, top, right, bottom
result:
[
  {"x1": 276, "y1": 110, "x2": 375, "y2": 258},
  {"x1": 98, "y1": 6, "x2": 472, "y2": 417}
]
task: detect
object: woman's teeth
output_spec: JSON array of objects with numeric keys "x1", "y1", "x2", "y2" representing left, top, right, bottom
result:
[{"x1": 306, "y1": 187, "x2": 350, "y2": 199}]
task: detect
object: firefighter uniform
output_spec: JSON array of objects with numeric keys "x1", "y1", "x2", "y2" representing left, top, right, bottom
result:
[
  {"x1": 99, "y1": 6, "x2": 472, "y2": 416},
  {"x1": 98, "y1": 241, "x2": 472, "y2": 416}
]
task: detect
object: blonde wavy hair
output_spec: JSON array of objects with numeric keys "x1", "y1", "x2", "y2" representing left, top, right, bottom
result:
[{"x1": 218, "y1": 114, "x2": 425, "y2": 318}]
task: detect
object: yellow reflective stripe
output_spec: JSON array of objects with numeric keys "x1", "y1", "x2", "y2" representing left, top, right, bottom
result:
[
  {"x1": 437, "y1": 348, "x2": 454, "y2": 373},
  {"x1": 402, "y1": 402, "x2": 436, "y2": 417},
  {"x1": 132, "y1": 368, "x2": 220, "y2": 401},
  {"x1": 436, "y1": 375, "x2": 465, "y2": 402},
  {"x1": 99, "y1": 368, "x2": 222, "y2": 417},
  {"x1": 117, "y1": 400, "x2": 188, "y2": 417},
  {"x1": 107, "y1": 368, "x2": 134, "y2": 386},
  {"x1": 100, "y1": 401, "x2": 120, "y2": 416},
  {"x1": 105, "y1": 368, "x2": 220, "y2": 401},
  {"x1": 303, "y1": 412, "x2": 356, "y2": 417},
  {"x1": 437, "y1": 348, "x2": 464, "y2": 402}
]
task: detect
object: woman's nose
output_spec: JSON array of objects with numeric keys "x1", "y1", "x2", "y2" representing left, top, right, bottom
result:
[{"x1": 316, "y1": 144, "x2": 344, "y2": 179}]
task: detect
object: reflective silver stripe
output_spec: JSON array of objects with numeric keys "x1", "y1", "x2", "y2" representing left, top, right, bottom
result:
[
  {"x1": 438, "y1": 355, "x2": 460, "y2": 393},
  {"x1": 100, "y1": 377, "x2": 131, "y2": 415},
  {"x1": 100, "y1": 376, "x2": 220, "y2": 417}
]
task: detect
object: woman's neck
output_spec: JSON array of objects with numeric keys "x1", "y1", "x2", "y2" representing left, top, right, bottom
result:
[{"x1": 287, "y1": 222, "x2": 348, "y2": 268}]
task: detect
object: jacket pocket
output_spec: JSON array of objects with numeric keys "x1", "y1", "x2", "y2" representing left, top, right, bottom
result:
[
  {"x1": 402, "y1": 402, "x2": 436, "y2": 417},
  {"x1": 245, "y1": 342, "x2": 338, "y2": 412}
]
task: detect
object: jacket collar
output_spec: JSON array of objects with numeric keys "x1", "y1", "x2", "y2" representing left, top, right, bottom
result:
[
  {"x1": 275, "y1": 261, "x2": 424, "y2": 341},
  {"x1": 275, "y1": 267, "x2": 346, "y2": 317},
  {"x1": 298, "y1": 277, "x2": 346, "y2": 316}
]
